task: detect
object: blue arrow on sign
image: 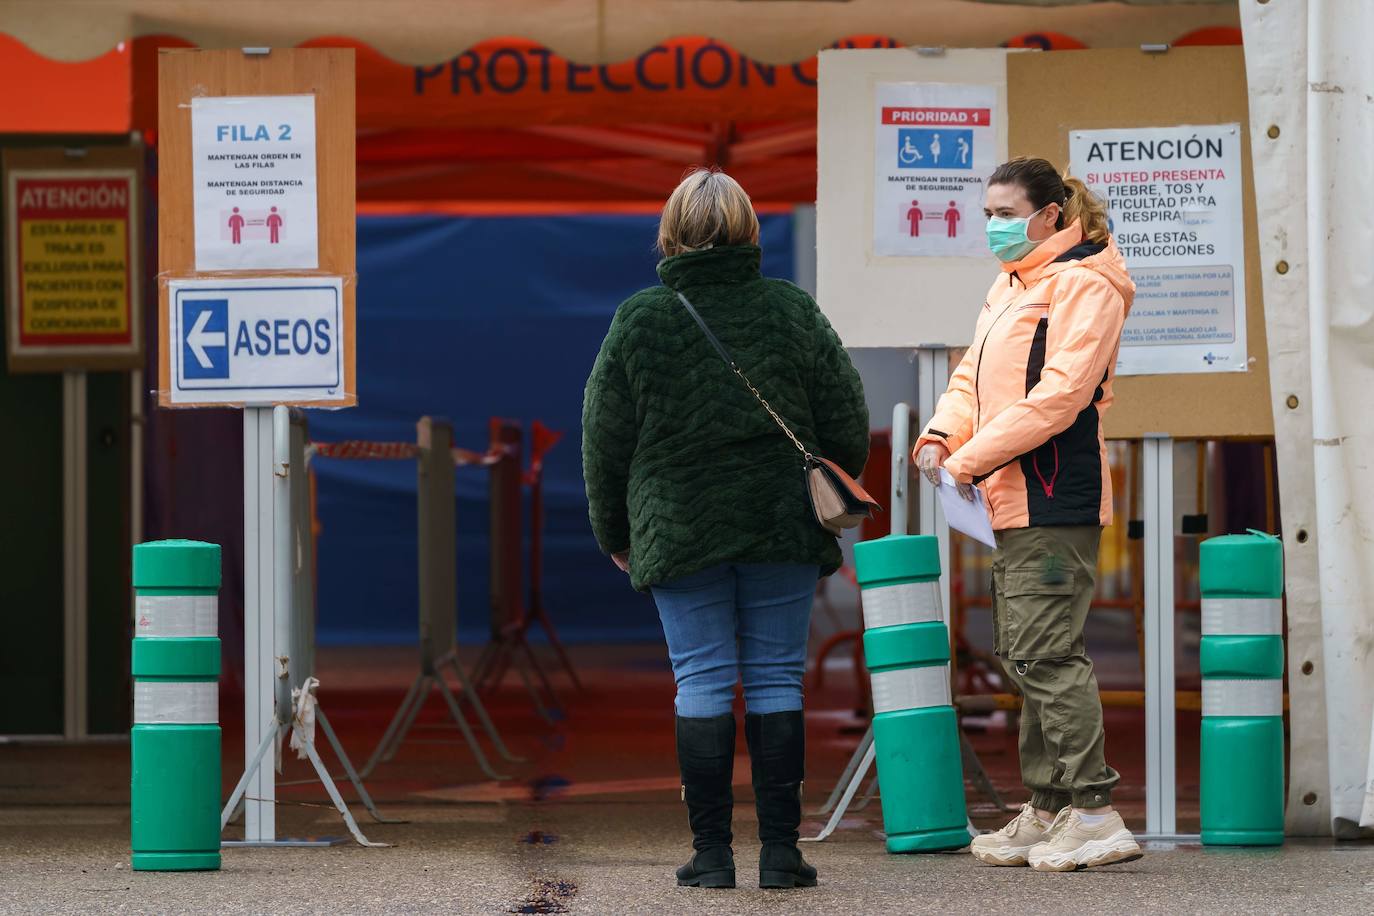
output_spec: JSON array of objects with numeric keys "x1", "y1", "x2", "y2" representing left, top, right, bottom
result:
[{"x1": 181, "y1": 299, "x2": 229, "y2": 379}]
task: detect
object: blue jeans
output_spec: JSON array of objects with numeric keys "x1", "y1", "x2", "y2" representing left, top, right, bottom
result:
[{"x1": 651, "y1": 563, "x2": 819, "y2": 718}]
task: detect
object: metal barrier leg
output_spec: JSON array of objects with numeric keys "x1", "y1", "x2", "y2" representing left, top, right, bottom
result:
[
  {"x1": 521, "y1": 640, "x2": 562, "y2": 718},
  {"x1": 531, "y1": 604, "x2": 583, "y2": 691},
  {"x1": 226, "y1": 796, "x2": 245, "y2": 826},
  {"x1": 316, "y1": 706, "x2": 406, "y2": 824},
  {"x1": 359, "y1": 672, "x2": 426, "y2": 779},
  {"x1": 469, "y1": 641, "x2": 502, "y2": 693},
  {"x1": 959, "y1": 728, "x2": 1012, "y2": 811},
  {"x1": 437, "y1": 651, "x2": 524, "y2": 763},
  {"x1": 801, "y1": 739, "x2": 877, "y2": 843},
  {"x1": 298, "y1": 732, "x2": 389, "y2": 848},
  {"x1": 817, "y1": 726, "x2": 874, "y2": 815},
  {"x1": 434, "y1": 674, "x2": 510, "y2": 781},
  {"x1": 850, "y1": 771, "x2": 882, "y2": 812},
  {"x1": 222, "y1": 721, "x2": 282, "y2": 831},
  {"x1": 512, "y1": 648, "x2": 556, "y2": 724},
  {"x1": 382, "y1": 674, "x2": 432, "y2": 766}
]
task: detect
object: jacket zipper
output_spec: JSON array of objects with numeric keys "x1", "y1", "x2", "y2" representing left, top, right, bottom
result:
[
  {"x1": 1032, "y1": 439, "x2": 1061, "y2": 499},
  {"x1": 974, "y1": 272, "x2": 1024, "y2": 430}
]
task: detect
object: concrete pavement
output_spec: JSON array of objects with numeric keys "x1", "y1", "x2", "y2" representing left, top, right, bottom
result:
[
  {"x1": 3, "y1": 645, "x2": 1370, "y2": 914},
  {"x1": 2, "y1": 800, "x2": 1372, "y2": 914}
]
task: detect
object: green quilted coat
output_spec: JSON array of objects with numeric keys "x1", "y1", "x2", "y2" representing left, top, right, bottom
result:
[{"x1": 581, "y1": 245, "x2": 870, "y2": 591}]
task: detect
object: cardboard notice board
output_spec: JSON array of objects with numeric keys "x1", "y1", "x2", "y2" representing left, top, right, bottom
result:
[
  {"x1": 156, "y1": 47, "x2": 356, "y2": 408},
  {"x1": 817, "y1": 48, "x2": 1013, "y2": 349},
  {"x1": 3, "y1": 146, "x2": 144, "y2": 373},
  {"x1": 1009, "y1": 47, "x2": 1272, "y2": 439}
]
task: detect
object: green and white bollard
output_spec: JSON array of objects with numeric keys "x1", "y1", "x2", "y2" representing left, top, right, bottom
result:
[
  {"x1": 1199, "y1": 531, "x2": 1285, "y2": 846},
  {"x1": 855, "y1": 534, "x2": 969, "y2": 853},
  {"x1": 131, "y1": 539, "x2": 223, "y2": 871}
]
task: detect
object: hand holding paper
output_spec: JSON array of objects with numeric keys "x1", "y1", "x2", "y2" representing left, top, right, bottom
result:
[{"x1": 937, "y1": 468, "x2": 997, "y2": 549}]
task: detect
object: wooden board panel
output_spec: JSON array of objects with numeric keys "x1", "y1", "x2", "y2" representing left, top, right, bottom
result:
[
  {"x1": 1008, "y1": 47, "x2": 1272, "y2": 440},
  {"x1": 817, "y1": 48, "x2": 1013, "y2": 348},
  {"x1": 156, "y1": 47, "x2": 355, "y2": 407}
]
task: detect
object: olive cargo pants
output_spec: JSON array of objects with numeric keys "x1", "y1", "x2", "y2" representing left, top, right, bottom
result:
[{"x1": 992, "y1": 525, "x2": 1120, "y2": 810}]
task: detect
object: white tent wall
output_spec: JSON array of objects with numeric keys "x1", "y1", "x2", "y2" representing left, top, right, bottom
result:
[{"x1": 1241, "y1": 0, "x2": 1374, "y2": 838}]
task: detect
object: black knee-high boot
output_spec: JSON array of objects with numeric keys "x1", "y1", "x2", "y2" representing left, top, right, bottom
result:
[
  {"x1": 745, "y1": 710, "x2": 818, "y2": 889},
  {"x1": 674, "y1": 714, "x2": 737, "y2": 888}
]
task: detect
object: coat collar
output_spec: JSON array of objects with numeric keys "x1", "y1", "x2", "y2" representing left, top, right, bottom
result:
[
  {"x1": 657, "y1": 244, "x2": 762, "y2": 290},
  {"x1": 1002, "y1": 220, "x2": 1084, "y2": 286}
]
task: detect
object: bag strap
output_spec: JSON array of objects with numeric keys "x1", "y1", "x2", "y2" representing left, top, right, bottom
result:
[{"x1": 674, "y1": 290, "x2": 813, "y2": 462}]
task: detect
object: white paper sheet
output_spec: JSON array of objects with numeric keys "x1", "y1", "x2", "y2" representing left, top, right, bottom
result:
[
  {"x1": 938, "y1": 468, "x2": 996, "y2": 548},
  {"x1": 871, "y1": 81, "x2": 997, "y2": 258},
  {"x1": 1069, "y1": 123, "x2": 1246, "y2": 376},
  {"x1": 191, "y1": 94, "x2": 319, "y2": 271}
]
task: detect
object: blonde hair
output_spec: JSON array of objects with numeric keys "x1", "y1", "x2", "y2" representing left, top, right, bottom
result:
[
  {"x1": 988, "y1": 157, "x2": 1112, "y2": 245},
  {"x1": 1061, "y1": 175, "x2": 1111, "y2": 245},
  {"x1": 657, "y1": 168, "x2": 761, "y2": 258}
]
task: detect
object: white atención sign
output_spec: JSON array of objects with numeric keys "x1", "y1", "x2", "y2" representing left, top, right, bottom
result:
[{"x1": 1071, "y1": 124, "x2": 1246, "y2": 376}]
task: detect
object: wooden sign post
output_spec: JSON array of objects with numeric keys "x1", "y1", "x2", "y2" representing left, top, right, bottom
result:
[
  {"x1": 3, "y1": 145, "x2": 144, "y2": 740},
  {"x1": 157, "y1": 47, "x2": 363, "y2": 848}
]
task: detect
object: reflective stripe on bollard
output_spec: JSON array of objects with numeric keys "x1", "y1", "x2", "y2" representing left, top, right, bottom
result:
[{"x1": 854, "y1": 534, "x2": 970, "y2": 854}]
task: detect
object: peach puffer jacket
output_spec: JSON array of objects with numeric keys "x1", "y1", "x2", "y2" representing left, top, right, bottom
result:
[{"x1": 916, "y1": 220, "x2": 1135, "y2": 531}]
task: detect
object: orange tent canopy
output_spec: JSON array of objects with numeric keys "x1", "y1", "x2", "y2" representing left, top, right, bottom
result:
[{"x1": 0, "y1": 17, "x2": 1242, "y2": 205}]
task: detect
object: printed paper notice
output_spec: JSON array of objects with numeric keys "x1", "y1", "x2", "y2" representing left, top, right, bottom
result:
[
  {"x1": 10, "y1": 173, "x2": 135, "y2": 350},
  {"x1": 1070, "y1": 124, "x2": 1246, "y2": 375},
  {"x1": 191, "y1": 95, "x2": 319, "y2": 271},
  {"x1": 872, "y1": 82, "x2": 996, "y2": 258}
]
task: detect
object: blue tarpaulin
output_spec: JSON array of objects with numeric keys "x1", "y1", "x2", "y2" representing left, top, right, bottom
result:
[{"x1": 308, "y1": 213, "x2": 795, "y2": 645}]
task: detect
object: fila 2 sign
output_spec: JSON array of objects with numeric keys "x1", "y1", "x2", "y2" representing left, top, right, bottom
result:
[{"x1": 167, "y1": 277, "x2": 344, "y2": 405}]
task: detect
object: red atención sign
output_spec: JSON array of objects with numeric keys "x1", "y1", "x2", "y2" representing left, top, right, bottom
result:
[{"x1": 9, "y1": 175, "x2": 136, "y2": 348}]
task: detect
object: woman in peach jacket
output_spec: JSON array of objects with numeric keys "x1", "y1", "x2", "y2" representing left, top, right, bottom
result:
[{"x1": 915, "y1": 157, "x2": 1142, "y2": 873}]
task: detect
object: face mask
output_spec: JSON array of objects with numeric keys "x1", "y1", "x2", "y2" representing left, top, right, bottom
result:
[{"x1": 985, "y1": 206, "x2": 1047, "y2": 263}]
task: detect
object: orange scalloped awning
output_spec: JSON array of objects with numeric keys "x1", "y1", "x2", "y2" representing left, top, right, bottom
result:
[
  {"x1": 0, "y1": 36, "x2": 131, "y2": 133},
  {"x1": 0, "y1": 0, "x2": 1239, "y2": 67}
]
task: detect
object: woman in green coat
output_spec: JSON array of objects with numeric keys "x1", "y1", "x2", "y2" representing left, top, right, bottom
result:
[{"x1": 582, "y1": 169, "x2": 869, "y2": 890}]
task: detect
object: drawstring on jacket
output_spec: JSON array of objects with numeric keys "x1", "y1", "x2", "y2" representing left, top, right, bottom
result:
[{"x1": 1033, "y1": 440, "x2": 1060, "y2": 499}]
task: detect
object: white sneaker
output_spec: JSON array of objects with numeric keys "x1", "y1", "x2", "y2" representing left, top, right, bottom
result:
[
  {"x1": 970, "y1": 803, "x2": 1053, "y2": 866},
  {"x1": 1027, "y1": 808, "x2": 1143, "y2": 872}
]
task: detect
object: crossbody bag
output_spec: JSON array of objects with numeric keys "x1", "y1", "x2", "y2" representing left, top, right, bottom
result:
[{"x1": 674, "y1": 291, "x2": 879, "y2": 537}]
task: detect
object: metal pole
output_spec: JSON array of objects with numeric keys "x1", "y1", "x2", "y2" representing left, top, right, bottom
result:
[
  {"x1": 273, "y1": 407, "x2": 292, "y2": 726},
  {"x1": 243, "y1": 407, "x2": 275, "y2": 840},
  {"x1": 130, "y1": 369, "x2": 144, "y2": 626},
  {"x1": 62, "y1": 370, "x2": 89, "y2": 739},
  {"x1": 1142, "y1": 434, "x2": 1180, "y2": 839},
  {"x1": 890, "y1": 405, "x2": 911, "y2": 537},
  {"x1": 914, "y1": 348, "x2": 951, "y2": 625},
  {"x1": 227, "y1": 409, "x2": 374, "y2": 847},
  {"x1": 290, "y1": 411, "x2": 315, "y2": 689}
]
